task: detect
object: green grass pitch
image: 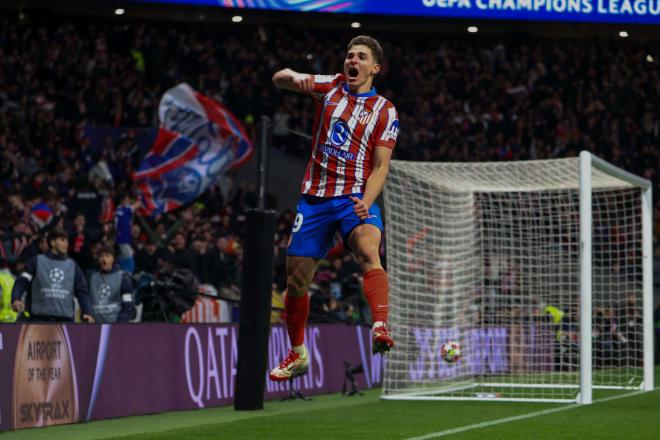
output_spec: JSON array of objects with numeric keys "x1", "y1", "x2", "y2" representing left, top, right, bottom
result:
[{"x1": 2, "y1": 367, "x2": 658, "y2": 440}]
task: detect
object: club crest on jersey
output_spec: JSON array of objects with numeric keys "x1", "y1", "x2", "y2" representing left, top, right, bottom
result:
[
  {"x1": 330, "y1": 120, "x2": 351, "y2": 146},
  {"x1": 358, "y1": 110, "x2": 374, "y2": 125}
]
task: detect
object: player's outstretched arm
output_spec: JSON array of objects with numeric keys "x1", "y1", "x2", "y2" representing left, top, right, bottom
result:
[{"x1": 272, "y1": 68, "x2": 314, "y2": 93}]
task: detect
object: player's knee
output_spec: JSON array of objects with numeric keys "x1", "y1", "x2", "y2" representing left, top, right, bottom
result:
[
  {"x1": 287, "y1": 273, "x2": 308, "y2": 296},
  {"x1": 354, "y1": 245, "x2": 380, "y2": 268}
]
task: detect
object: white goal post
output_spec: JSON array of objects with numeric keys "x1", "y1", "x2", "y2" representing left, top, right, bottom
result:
[{"x1": 382, "y1": 151, "x2": 653, "y2": 404}]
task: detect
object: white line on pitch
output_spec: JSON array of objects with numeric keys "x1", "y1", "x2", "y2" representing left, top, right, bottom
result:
[{"x1": 405, "y1": 387, "x2": 660, "y2": 440}]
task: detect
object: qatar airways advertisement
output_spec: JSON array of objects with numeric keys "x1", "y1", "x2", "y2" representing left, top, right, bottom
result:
[
  {"x1": 134, "y1": 0, "x2": 660, "y2": 24},
  {"x1": 0, "y1": 324, "x2": 384, "y2": 432},
  {"x1": 0, "y1": 322, "x2": 550, "y2": 432}
]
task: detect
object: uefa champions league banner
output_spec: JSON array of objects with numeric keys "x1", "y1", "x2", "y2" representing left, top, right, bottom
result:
[
  {"x1": 0, "y1": 324, "x2": 383, "y2": 432},
  {"x1": 135, "y1": 0, "x2": 660, "y2": 24}
]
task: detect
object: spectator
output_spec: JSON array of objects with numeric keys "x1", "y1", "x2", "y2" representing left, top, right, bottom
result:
[
  {"x1": 271, "y1": 282, "x2": 284, "y2": 324},
  {"x1": 191, "y1": 237, "x2": 215, "y2": 284},
  {"x1": 68, "y1": 212, "x2": 92, "y2": 270},
  {"x1": 114, "y1": 193, "x2": 137, "y2": 273},
  {"x1": 73, "y1": 181, "x2": 102, "y2": 233},
  {"x1": 618, "y1": 293, "x2": 644, "y2": 365},
  {"x1": 162, "y1": 232, "x2": 194, "y2": 271},
  {"x1": 207, "y1": 237, "x2": 240, "y2": 293},
  {"x1": 17, "y1": 232, "x2": 48, "y2": 263},
  {"x1": 135, "y1": 241, "x2": 159, "y2": 274}
]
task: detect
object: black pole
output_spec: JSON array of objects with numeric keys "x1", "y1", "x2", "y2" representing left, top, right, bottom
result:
[
  {"x1": 257, "y1": 115, "x2": 270, "y2": 210},
  {"x1": 234, "y1": 116, "x2": 275, "y2": 411}
]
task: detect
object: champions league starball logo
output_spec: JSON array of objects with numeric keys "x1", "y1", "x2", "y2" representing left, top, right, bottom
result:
[
  {"x1": 98, "y1": 284, "x2": 112, "y2": 299},
  {"x1": 49, "y1": 268, "x2": 65, "y2": 284}
]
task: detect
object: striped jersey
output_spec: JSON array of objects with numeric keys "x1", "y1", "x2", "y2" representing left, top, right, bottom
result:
[{"x1": 301, "y1": 73, "x2": 399, "y2": 197}]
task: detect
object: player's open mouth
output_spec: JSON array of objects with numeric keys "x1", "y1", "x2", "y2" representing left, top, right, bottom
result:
[{"x1": 347, "y1": 67, "x2": 359, "y2": 79}]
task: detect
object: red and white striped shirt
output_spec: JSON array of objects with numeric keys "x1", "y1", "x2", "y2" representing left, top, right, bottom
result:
[{"x1": 301, "y1": 73, "x2": 399, "y2": 197}]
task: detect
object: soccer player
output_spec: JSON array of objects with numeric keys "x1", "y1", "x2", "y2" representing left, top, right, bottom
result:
[{"x1": 269, "y1": 35, "x2": 399, "y2": 381}]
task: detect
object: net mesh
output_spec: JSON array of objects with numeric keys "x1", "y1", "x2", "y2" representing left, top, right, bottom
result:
[{"x1": 383, "y1": 158, "x2": 644, "y2": 401}]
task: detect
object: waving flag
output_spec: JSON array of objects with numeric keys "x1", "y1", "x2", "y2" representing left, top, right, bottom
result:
[{"x1": 133, "y1": 84, "x2": 253, "y2": 216}]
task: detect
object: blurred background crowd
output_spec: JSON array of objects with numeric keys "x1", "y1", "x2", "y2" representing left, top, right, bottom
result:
[{"x1": 0, "y1": 16, "x2": 658, "y2": 328}]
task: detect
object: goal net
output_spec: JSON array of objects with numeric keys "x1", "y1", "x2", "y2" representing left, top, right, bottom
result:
[{"x1": 382, "y1": 152, "x2": 653, "y2": 403}]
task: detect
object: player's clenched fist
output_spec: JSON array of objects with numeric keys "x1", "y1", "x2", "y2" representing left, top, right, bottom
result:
[
  {"x1": 292, "y1": 72, "x2": 314, "y2": 93},
  {"x1": 272, "y1": 68, "x2": 315, "y2": 93},
  {"x1": 350, "y1": 196, "x2": 370, "y2": 220}
]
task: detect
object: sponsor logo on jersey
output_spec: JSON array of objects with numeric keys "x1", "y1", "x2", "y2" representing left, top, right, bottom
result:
[
  {"x1": 383, "y1": 119, "x2": 399, "y2": 142},
  {"x1": 330, "y1": 120, "x2": 351, "y2": 146},
  {"x1": 319, "y1": 144, "x2": 355, "y2": 161}
]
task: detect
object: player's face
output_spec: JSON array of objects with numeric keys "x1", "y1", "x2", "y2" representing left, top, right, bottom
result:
[{"x1": 344, "y1": 44, "x2": 381, "y2": 93}]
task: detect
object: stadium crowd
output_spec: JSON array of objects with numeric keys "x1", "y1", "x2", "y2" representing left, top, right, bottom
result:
[{"x1": 0, "y1": 17, "x2": 658, "y2": 329}]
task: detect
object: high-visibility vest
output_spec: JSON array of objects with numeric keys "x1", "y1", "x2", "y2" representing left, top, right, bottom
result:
[
  {"x1": 0, "y1": 270, "x2": 17, "y2": 322},
  {"x1": 544, "y1": 305, "x2": 564, "y2": 341}
]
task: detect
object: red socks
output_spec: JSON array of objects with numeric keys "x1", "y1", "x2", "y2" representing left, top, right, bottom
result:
[
  {"x1": 284, "y1": 269, "x2": 388, "y2": 346},
  {"x1": 284, "y1": 293, "x2": 310, "y2": 347},
  {"x1": 363, "y1": 268, "x2": 389, "y2": 323}
]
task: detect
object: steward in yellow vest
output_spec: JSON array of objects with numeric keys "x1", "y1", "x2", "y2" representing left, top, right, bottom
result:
[{"x1": 0, "y1": 259, "x2": 17, "y2": 322}]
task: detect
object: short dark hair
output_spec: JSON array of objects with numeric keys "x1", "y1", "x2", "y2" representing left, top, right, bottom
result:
[
  {"x1": 347, "y1": 35, "x2": 384, "y2": 65},
  {"x1": 98, "y1": 245, "x2": 115, "y2": 256},
  {"x1": 48, "y1": 228, "x2": 68, "y2": 243}
]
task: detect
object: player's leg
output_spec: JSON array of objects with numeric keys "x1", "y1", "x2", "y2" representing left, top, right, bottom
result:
[
  {"x1": 347, "y1": 223, "x2": 394, "y2": 354},
  {"x1": 270, "y1": 196, "x2": 332, "y2": 381},
  {"x1": 269, "y1": 255, "x2": 319, "y2": 381},
  {"x1": 337, "y1": 196, "x2": 393, "y2": 354}
]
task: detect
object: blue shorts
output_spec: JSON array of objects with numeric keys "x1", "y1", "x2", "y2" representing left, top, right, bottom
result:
[{"x1": 288, "y1": 194, "x2": 383, "y2": 259}]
